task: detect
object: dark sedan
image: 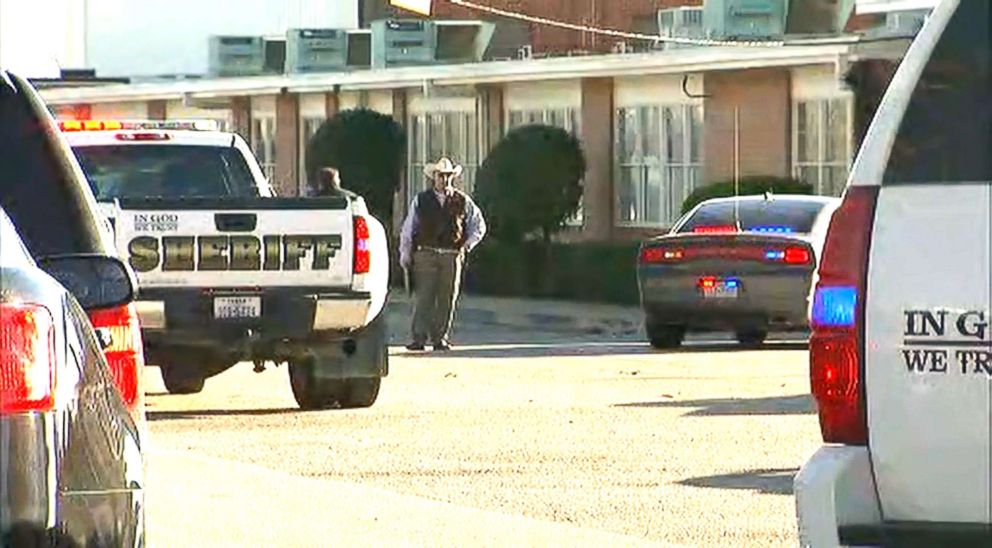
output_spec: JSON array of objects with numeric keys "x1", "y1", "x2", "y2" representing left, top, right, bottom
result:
[
  {"x1": 1, "y1": 208, "x2": 144, "y2": 547},
  {"x1": 637, "y1": 194, "x2": 840, "y2": 348}
]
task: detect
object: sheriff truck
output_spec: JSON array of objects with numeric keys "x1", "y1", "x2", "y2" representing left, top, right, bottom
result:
[{"x1": 61, "y1": 119, "x2": 389, "y2": 409}]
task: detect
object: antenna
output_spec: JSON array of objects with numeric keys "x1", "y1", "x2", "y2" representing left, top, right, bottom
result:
[{"x1": 733, "y1": 106, "x2": 741, "y2": 231}]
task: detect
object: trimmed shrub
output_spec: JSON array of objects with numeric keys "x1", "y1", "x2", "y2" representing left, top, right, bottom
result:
[{"x1": 681, "y1": 176, "x2": 813, "y2": 215}]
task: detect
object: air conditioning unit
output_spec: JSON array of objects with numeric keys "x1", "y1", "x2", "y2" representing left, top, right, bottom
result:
[
  {"x1": 286, "y1": 28, "x2": 348, "y2": 73},
  {"x1": 657, "y1": 7, "x2": 705, "y2": 49},
  {"x1": 704, "y1": 0, "x2": 788, "y2": 40},
  {"x1": 434, "y1": 20, "x2": 495, "y2": 63},
  {"x1": 885, "y1": 9, "x2": 927, "y2": 35},
  {"x1": 371, "y1": 19, "x2": 436, "y2": 68},
  {"x1": 208, "y1": 36, "x2": 266, "y2": 77}
]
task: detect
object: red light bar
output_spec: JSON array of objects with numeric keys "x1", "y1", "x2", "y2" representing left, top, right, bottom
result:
[{"x1": 692, "y1": 225, "x2": 737, "y2": 234}]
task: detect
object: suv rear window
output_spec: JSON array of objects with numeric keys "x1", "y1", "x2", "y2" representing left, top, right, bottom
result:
[
  {"x1": 884, "y1": 2, "x2": 991, "y2": 184},
  {"x1": 74, "y1": 145, "x2": 259, "y2": 200},
  {"x1": 677, "y1": 199, "x2": 827, "y2": 234}
]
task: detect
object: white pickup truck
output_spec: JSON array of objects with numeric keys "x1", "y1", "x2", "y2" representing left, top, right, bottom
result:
[{"x1": 61, "y1": 120, "x2": 389, "y2": 409}]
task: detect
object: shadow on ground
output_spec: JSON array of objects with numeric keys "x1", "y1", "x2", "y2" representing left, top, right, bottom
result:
[
  {"x1": 614, "y1": 394, "x2": 815, "y2": 416},
  {"x1": 679, "y1": 467, "x2": 798, "y2": 495},
  {"x1": 148, "y1": 408, "x2": 302, "y2": 421}
]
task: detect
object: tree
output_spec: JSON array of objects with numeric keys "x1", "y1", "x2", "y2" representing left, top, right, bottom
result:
[
  {"x1": 680, "y1": 176, "x2": 813, "y2": 215},
  {"x1": 305, "y1": 108, "x2": 406, "y2": 225},
  {"x1": 475, "y1": 124, "x2": 585, "y2": 244}
]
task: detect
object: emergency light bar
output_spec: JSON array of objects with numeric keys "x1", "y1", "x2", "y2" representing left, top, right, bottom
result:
[{"x1": 58, "y1": 119, "x2": 221, "y2": 132}]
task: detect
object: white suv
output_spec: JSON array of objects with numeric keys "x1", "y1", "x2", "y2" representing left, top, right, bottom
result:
[{"x1": 795, "y1": 0, "x2": 991, "y2": 545}]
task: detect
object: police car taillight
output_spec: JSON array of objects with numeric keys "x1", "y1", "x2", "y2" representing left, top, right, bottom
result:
[{"x1": 809, "y1": 185, "x2": 878, "y2": 445}]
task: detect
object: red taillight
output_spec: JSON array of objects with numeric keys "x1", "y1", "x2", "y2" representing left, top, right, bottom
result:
[
  {"x1": 353, "y1": 216, "x2": 371, "y2": 274},
  {"x1": 693, "y1": 225, "x2": 737, "y2": 234},
  {"x1": 639, "y1": 247, "x2": 682, "y2": 263},
  {"x1": 87, "y1": 304, "x2": 144, "y2": 414},
  {"x1": 809, "y1": 185, "x2": 879, "y2": 445},
  {"x1": 784, "y1": 246, "x2": 812, "y2": 265},
  {"x1": 698, "y1": 276, "x2": 717, "y2": 289},
  {"x1": 0, "y1": 303, "x2": 56, "y2": 414}
]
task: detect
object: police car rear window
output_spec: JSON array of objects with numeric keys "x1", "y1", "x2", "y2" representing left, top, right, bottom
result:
[
  {"x1": 677, "y1": 199, "x2": 826, "y2": 234},
  {"x1": 74, "y1": 145, "x2": 258, "y2": 200}
]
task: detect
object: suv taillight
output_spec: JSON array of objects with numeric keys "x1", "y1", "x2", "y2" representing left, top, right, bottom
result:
[
  {"x1": 809, "y1": 185, "x2": 878, "y2": 445},
  {"x1": 0, "y1": 303, "x2": 56, "y2": 415},
  {"x1": 353, "y1": 216, "x2": 371, "y2": 274},
  {"x1": 87, "y1": 304, "x2": 144, "y2": 418}
]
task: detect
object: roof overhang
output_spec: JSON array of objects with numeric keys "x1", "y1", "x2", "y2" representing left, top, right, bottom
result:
[{"x1": 40, "y1": 43, "x2": 856, "y2": 105}]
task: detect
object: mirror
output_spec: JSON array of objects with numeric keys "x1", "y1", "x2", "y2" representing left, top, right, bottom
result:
[{"x1": 36, "y1": 254, "x2": 135, "y2": 310}]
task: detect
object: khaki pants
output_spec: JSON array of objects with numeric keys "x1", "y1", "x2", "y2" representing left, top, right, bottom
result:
[{"x1": 411, "y1": 249, "x2": 463, "y2": 345}]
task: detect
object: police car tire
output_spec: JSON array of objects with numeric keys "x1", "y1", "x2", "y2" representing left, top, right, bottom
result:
[
  {"x1": 647, "y1": 325, "x2": 685, "y2": 349},
  {"x1": 160, "y1": 364, "x2": 206, "y2": 395},
  {"x1": 735, "y1": 330, "x2": 768, "y2": 347}
]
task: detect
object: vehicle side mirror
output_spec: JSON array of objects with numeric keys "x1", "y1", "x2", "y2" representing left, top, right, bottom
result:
[{"x1": 36, "y1": 254, "x2": 135, "y2": 310}]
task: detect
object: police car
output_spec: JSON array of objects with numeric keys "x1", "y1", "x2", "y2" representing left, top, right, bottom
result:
[
  {"x1": 61, "y1": 119, "x2": 390, "y2": 409},
  {"x1": 795, "y1": 0, "x2": 992, "y2": 544}
]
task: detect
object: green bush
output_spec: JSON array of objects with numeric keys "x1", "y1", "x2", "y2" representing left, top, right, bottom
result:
[
  {"x1": 475, "y1": 125, "x2": 585, "y2": 244},
  {"x1": 463, "y1": 241, "x2": 640, "y2": 305},
  {"x1": 305, "y1": 108, "x2": 406, "y2": 226},
  {"x1": 680, "y1": 176, "x2": 813, "y2": 215}
]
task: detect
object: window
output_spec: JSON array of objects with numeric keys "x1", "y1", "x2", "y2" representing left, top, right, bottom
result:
[
  {"x1": 407, "y1": 111, "x2": 478, "y2": 204},
  {"x1": 676, "y1": 198, "x2": 829, "y2": 235},
  {"x1": 793, "y1": 98, "x2": 852, "y2": 196},
  {"x1": 74, "y1": 145, "x2": 258, "y2": 199},
  {"x1": 251, "y1": 117, "x2": 276, "y2": 183},
  {"x1": 299, "y1": 116, "x2": 326, "y2": 194},
  {"x1": 615, "y1": 104, "x2": 703, "y2": 226},
  {"x1": 883, "y1": 1, "x2": 991, "y2": 185},
  {"x1": 506, "y1": 108, "x2": 580, "y2": 134}
]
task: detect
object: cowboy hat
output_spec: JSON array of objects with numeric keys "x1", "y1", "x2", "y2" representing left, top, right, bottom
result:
[{"x1": 424, "y1": 157, "x2": 463, "y2": 179}]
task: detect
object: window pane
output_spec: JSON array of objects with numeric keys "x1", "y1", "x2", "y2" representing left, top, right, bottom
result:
[
  {"x1": 409, "y1": 115, "x2": 422, "y2": 161},
  {"x1": 689, "y1": 105, "x2": 703, "y2": 163},
  {"x1": 467, "y1": 114, "x2": 478, "y2": 166},
  {"x1": 641, "y1": 107, "x2": 661, "y2": 162},
  {"x1": 824, "y1": 99, "x2": 849, "y2": 163},
  {"x1": 665, "y1": 166, "x2": 688, "y2": 224},
  {"x1": 618, "y1": 109, "x2": 638, "y2": 161},
  {"x1": 665, "y1": 106, "x2": 686, "y2": 163},
  {"x1": 645, "y1": 166, "x2": 663, "y2": 223},
  {"x1": 796, "y1": 165, "x2": 819, "y2": 189},
  {"x1": 428, "y1": 114, "x2": 445, "y2": 161},
  {"x1": 616, "y1": 166, "x2": 642, "y2": 223},
  {"x1": 884, "y1": 2, "x2": 991, "y2": 184},
  {"x1": 797, "y1": 102, "x2": 820, "y2": 163},
  {"x1": 824, "y1": 166, "x2": 848, "y2": 197}
]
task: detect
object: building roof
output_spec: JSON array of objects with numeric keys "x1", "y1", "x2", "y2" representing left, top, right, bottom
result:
[{"x1": 38, "y1": 42, "x2": 861, "y2": 105}]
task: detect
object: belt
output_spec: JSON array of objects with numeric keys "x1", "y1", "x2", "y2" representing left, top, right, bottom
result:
[{"x1": 417, "y1": 246, "x2": 461, "y2": 255}]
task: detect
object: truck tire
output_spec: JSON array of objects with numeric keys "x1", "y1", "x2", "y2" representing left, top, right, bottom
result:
[
  {"x1": 288, "y1": 361, "x2": 381, "y2": 410},
  {"x1": 160, "y1": 364, "x2": 205, "y2": 395}
]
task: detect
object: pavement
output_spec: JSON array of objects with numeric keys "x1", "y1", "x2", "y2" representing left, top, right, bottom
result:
[
  {"x1": 143, "y1": 314, "x2": 817, "y2": 547},
  {"x1": 387, "y1": 292, "x2": 643, "y2": 338}
]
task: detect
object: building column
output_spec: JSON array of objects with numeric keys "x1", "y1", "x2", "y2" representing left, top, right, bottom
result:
[
  {"x1": 478, "y1": 84, "x2": 504, "y2": 154},
  {"x1": 325, "y1": 88, "x2": 340, "y2": 119},
  {"x1": 275, "y1": 91, "x2": 301, "y2": 196},
  {"x1": 230, "y1": 96, "x2": 251, "y2": 144},
  {"x1": 579, "y1": 77, "x2": 615, "y2": 242},
  {"x1": 391, "y1": 88, "x2": 409, "y2": 235},
  {"x1": 703, "y1": 68, "x2": 792, "y2": 185},
  {"x1": 147, "y1": 100, "x2": 167, "y2": 120}
]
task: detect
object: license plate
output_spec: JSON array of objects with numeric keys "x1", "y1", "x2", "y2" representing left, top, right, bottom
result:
[
  {"x1": 701, "y1": 281, "x2": 739, "y2": 299},
  {"x1": 213, "y1": 296, "x2": 261, "y2": 319}
]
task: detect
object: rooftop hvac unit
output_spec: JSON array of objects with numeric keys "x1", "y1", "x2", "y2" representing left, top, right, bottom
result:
[
  {"x1": 434, "y1": 20, "x2": 495, "y2": 63},
  {"x1": 704, "y1": 0, "x2": 788, "y2": 40},
  {"x1": 656, "y1": 7, "x2": 705, "y2": 49},
  {"x1": 208, "y1": 36, "x2": 266, "y2": 77},
  {"x1": 371, "y1": 19, "x2": 437, "y2": 68},
  {"x1": 286, "y1": 29, "x2": 348, "y2": 73},
  {"x1": 885, "y1": 9, "x2": 927, "y2": 35}
]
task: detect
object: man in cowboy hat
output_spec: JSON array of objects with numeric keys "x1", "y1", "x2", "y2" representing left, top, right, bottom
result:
[{"x1": 399, "y1": 157, "x2": 487, "y2": 351}]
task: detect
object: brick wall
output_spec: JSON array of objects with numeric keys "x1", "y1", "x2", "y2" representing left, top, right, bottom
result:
[{"x1": 363, "y1": 0, "x2": 701, "y2": 55}]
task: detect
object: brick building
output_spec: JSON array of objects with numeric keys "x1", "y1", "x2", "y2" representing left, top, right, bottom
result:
[{"x1": 360, "y1": 0, "x2": 702, "y2": 57}]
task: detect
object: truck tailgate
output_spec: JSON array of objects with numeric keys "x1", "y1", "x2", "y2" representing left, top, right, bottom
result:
[{"x1": 113, "y1": 197, "x2": 354, "y2": 289}]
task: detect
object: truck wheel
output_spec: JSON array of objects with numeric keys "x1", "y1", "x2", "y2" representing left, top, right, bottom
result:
[
  {"x1": 288, "y1": 360, "x2": 381, "y2": 410},
  {"x1": 160, "y1": 364, "x2": 205, "y2": 395}
]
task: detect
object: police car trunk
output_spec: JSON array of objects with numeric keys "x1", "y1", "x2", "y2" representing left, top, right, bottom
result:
[{"x1": 61, "y1": 120, "x2": 386, "y2": 362}]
